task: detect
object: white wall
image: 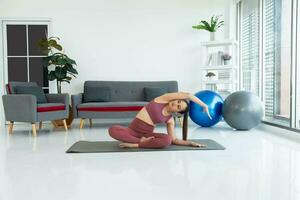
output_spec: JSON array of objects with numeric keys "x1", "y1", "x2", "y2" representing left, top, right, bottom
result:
[{"x1": 0, "y1": 0, "x2": 233, "y2": 96}]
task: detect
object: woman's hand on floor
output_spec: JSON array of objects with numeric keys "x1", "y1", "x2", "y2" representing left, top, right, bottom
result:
[
  {"x1": 189, "y1": 141, "x2": 208, "y2": 148},
  {"x1": 172, "y1": 138, "x2": 207, "y2": 147}
]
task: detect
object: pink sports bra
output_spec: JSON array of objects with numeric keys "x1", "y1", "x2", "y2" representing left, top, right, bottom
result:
[{"x1": 145, "y1": 100, "x2": 172, "y2": 124}]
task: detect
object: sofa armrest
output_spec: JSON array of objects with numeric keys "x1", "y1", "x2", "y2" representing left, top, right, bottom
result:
[
  {"x1": 2, "y1": 95, "x2": 37, "y2": 122},
  {"x1": 71, "y1": 93, "x2": 83, "y2": 118},
  {"x1": 45, "y1": 93, "x2": 69, "y2": 105},
  {"x1": 45, "y1": 93, "x2": 69, "y2": 116}
]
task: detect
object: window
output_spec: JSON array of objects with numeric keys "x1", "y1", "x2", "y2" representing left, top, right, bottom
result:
[
  {"x1": 263, "y1": 0, "x2": 292, "y2": 126},
  {"x1": 240, "y1": 0, "x2": 294, "y2": 128},
  {"x1": 241, "y1": 0, "x2": 260, "y2": 95},
  {"x1": 296, "y1": 0, "x2": 300, "y2": 129},
  {"x1": 3, "y1": 21, "x2": 50, "y2": 92}
]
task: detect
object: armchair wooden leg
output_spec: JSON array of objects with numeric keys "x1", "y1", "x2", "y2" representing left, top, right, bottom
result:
[
  {"x1": 89, "y1": 119, "x2": 93, "y2": 128},
  {"x1": 39, "y1": 121, "x2": 43, "y2": 130},
  {"x1": 8, "y1": 121, "x2": 14, "y2": 134},
  {"x1": 62, "y1": 119, "x2": 68, "y2": 131},
  {"x1": 31, "y1": 123, "x2": 37, "y2": 137},
  {"x1": 79, "y1": 118, "x2": 85, "y2": 129}
]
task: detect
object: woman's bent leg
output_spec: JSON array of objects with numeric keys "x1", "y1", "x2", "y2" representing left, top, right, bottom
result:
[
  {"x1": 138, "y1": 133, "x2": 172, "y2": 149},
  {"x1": 108, "y1": 125, "x2": 140, "y2": 143}
]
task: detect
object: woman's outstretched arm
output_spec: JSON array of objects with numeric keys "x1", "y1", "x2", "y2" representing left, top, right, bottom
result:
[
  {"x1": 166, "y1": 118, "x2": 207, "y2": 147},
  {"x1": 158, "y1": 92, "x2": 206, "y2": 107},
  {"x1": 158, "y1": 92, "x2": 211, "y2": 119}
]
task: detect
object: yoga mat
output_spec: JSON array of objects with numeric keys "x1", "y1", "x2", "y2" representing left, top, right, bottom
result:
[{"x1": 66, "y1": 139, "x2": 225, "y2": 153}]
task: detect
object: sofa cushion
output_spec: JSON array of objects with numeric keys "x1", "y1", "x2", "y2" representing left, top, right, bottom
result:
[
  {"x1": 77, "y1": 101, "x2": 148, "y2": 112},
  {"x1": 37, "y1": 103, "x2": 65, "y2": 112},
  {"x1": 143, "y1": 87, "x2": 168, "y2": 101},
  {"x1": 15, "y1": 85, "x2": 47, "y2": 104},
  {"x1": 83, "y1": 81, "x2": 178, "y2": 102},
  {"x1": 8, "y1": 81, "x2": 38, "y2": 94},
  {"x1": 83, "y1": 86, "x2": 111, "y2": 103}
]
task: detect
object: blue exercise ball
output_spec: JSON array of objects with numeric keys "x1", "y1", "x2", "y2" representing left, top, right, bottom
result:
[{"x1": 189, "y1": 90, "x2": 224, "y2": 127}]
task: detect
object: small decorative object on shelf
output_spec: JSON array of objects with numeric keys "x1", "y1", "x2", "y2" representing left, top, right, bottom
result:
[
  {"x1": 206, "y1": 83, "x2": 218, "y2": 91},
  {"x1": 205, "y1": 72, "x2": 216, "y2": 80},
  {"x1": 192, "y1": 15, "x2": 224, "y2": 41},
  {"x1": 206, "y1": 51, "x2": 224, "y2": 66},
  {"x1": 205, "y1": 72, "x2": 217, "y2": 91},
  {"x1": 222, "y1": 53, "x2": 232, "y2": 65}
]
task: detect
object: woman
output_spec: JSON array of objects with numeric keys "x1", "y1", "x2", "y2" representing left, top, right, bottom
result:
[{"x1": 108, "y1": 92, "x2": 211, "y2": 149}]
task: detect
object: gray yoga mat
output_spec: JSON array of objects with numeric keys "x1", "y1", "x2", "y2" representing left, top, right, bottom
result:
[{"x1": 66, "y1": 139, "x2": 225, "y2": 153}]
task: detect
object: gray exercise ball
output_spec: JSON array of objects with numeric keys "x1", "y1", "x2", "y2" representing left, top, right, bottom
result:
[{"x1": 222, "y1": 91, "x2": 263, "y2": 130}]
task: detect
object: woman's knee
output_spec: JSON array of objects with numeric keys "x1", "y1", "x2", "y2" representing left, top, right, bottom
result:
[
  {"x1": 156, "y1": 135, "x2": 172, "y2": 148},
  {"x1": 163, "y1": 135, "x2": 172, "y2": 146},
  {"x1": 108, "y1": 125, "x2": 122, "y2": 138}
]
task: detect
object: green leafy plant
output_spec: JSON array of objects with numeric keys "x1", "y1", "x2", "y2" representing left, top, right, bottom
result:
[
  {"x1": 205, "y1": 72, "x2": 216, "y2": 78},
  {"x1": 222, "y1": 53, "x2": 232, "y2": 60},
  {"x1": 192, "y1": 15, "x2": 224, "y2": 32},
  {"x1": 38, "y1": 37, "x2": 78, "y2": 93}
]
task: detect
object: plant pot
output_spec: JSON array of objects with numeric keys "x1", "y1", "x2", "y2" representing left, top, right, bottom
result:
[
  {"x1": 224, "y1": 60, "x2": 230, "y2": 65},
  {"x1": 210, "y1": 32, "x2": 215, "y2": 41},
  {"x1": 52, "y1": 105, "x2": 74, "y2": 127},
  {"x1": 206, "y1": 83, "x2": 217, "y2": 91},
  {"x1": 207, "y1": 76, "x2": 217, "y2": 81}
]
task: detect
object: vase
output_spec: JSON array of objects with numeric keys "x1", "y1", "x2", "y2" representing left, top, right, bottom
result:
[
  {"x1": 210, "y1": 32, "x2": 215, "y2": 41},
  {"x1": 206, "y1": 83, "x2": 217, "y2": 91},
  {"x1": 224, "y1": 60, "x2": 230, "y2": 65}
]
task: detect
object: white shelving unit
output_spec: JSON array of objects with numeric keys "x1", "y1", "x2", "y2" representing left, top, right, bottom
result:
[{"x1": 199, "y1": 40, "x2": 239, "y2": 97}]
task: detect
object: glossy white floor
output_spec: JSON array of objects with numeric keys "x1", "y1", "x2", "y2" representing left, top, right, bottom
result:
[{"x1": 1, "y1": 119, "x2": 300, "y2": 200}]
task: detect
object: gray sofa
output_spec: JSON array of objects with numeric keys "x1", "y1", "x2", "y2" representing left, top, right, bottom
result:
[
  {"x1": 72, "y1": 81, "x2": 178, "y2": 128},
  {"x1": 2, "y1": 82, "x2": 69, "y2": 136}
]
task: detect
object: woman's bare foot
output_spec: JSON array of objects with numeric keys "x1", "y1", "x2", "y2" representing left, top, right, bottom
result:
[
  {"x1": 140, "y1": 136, "x2": 155, "y2": 143},
  {"x1": 119, "y1": 143, "x2": 139, "y2": 148}
]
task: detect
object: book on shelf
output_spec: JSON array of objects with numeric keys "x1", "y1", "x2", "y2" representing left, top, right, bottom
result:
[{"x1": 206, "y1": 51, "x2": 224, "y2": 66}]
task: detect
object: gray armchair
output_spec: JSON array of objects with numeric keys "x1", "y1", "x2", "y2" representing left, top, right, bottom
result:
[{"x1": 2, "y1": 82, "x2": 69, "y2": 136}]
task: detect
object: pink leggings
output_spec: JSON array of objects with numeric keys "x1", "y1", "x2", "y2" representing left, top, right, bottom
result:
[{"x1": 108, "y1": 118, "x2": 172, "y2": 149}]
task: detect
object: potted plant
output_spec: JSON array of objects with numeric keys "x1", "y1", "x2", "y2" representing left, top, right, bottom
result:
[
  {"x1": 38, "y1": 37, "x2": 78, "y2": 93},
  {"x1": 192, "y1": 15, "x2": 224, "y2": 41},
  {"x1": 222, "y1": 53, "x2": 232, "y2": 65},
  {"x1": 205, "y1": 71, "x2": 217, "y2": 91},
  {"x1": 38, "y1": 37, "x2": 78, "y2": 126},
  {"x1": 205, "y1": 71, "x2": 217, "y2": 80}
]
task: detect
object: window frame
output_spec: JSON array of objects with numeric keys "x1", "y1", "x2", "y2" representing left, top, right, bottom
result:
[
  {"x1": 1, "y1": 19, "x2": 52, "y2": 91},
  {"x1": 296, "y1": 0, "x2": 300, "y2": 129},
  {"x1": 238, "y1": 0, "x2": 299, "y2": 131}
]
